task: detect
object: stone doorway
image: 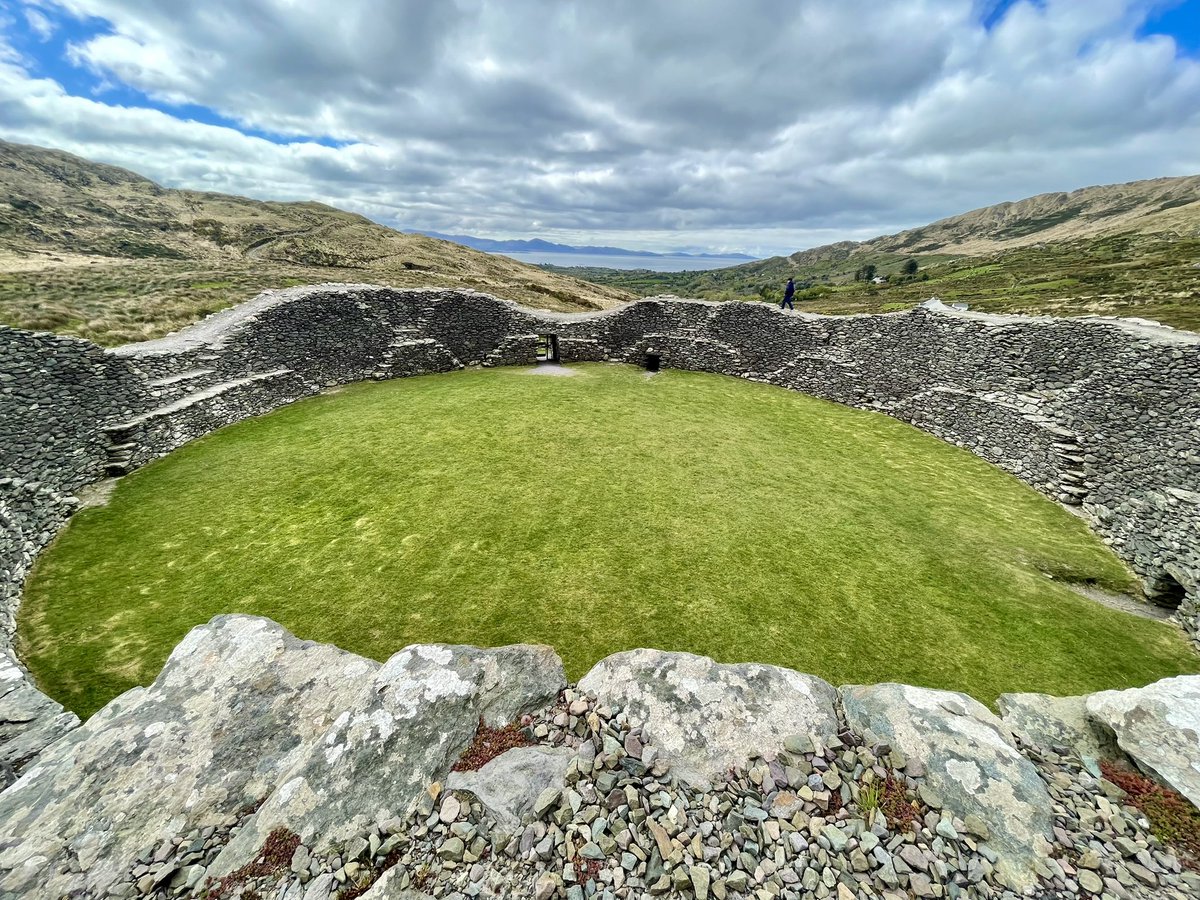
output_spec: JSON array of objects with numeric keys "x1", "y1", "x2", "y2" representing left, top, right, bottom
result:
[{"x1": 536, "y1": 335, "x2": 559, "y2": 364}]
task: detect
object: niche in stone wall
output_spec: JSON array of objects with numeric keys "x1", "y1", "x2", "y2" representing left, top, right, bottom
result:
[{"x1": 1147, "y1": 573, "x2": 1187, "y2": 610}]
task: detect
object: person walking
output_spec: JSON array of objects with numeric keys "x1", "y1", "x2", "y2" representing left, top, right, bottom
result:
[{"x1": 781, "y1": 277, "x2": 795, "y2": 310}]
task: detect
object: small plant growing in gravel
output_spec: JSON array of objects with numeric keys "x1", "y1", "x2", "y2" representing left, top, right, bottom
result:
[
  {"x1": 208, "y1": 827, "x2": 301, "y2": 898},
  {"x1": 574, "y1": 855, "x2": 603, "y2": 884},
  {"x1": 1100, "y1": 761, "x2": 1200, "y2": 870},
  {"x1": 877, "y1": 774, "x2": 921, "y2": 830},
  {"x1": 452, "y1": 717, "x2": 533, "y2": 772},
  {"x1": 858, "y1": 780, "x2": 884, "y2": 817}
]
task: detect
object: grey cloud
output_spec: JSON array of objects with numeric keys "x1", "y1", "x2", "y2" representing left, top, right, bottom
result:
[{"x1": 4, "y1": 0, "x2": 1199, "y2": 254}]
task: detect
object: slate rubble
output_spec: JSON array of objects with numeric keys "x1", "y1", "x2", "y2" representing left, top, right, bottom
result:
[
  {"x1": 5, "y1": 632, "x2": 1196, "y2": 900},
  {"x1": 88, "y1": 685, "x2": 1199, "y2": 900}
]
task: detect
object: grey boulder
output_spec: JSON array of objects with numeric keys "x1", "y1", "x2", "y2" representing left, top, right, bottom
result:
[
  {"x1": 578, "y1": 649, "x2": 839, "y2": 787},
  {"x1": 448, "y1": 745, "x2": 574, "y2": 831},
  {"x1": 357, "y1": 866, "x2": 435, "y2": 899},
  {"x1": 1085, "y1": 675, "x2": 1200, "y2": 807},
  {"x1": 0, "y1": 646, "x2": 79, "y2": 782},
  {"x1": 209, "y1": 642, "x2": 565, "y2": 876},
  {"x1": 841, "y1": 683, "x2": 1053, "y2": 891},
  {"x1": 997, "y1": 691, "x2": 1123, "y2": 762},
  {"x1": 0, "y1": 615, "x2": 378, "y2": 899}
]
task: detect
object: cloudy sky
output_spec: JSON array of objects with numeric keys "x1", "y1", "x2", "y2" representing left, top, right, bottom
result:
[{"x1": 1, "y1": 0, "x2": 1199, "y2": 256}]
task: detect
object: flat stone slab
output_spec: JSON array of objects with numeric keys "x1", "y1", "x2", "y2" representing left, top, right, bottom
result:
[
  {"x1": 1085, "y1": 675, "x2": 1200, "y2": 808},
  {"x1": 578, "y1": 649, "x2": 839, "y2": 788},
  {"x1": 448, "y1": 745, "x2": 574, "y2": 831},
  {"x1": 841, "y1": 683, "x2": 1053, "y2": 891},
  {"x1": 997, "y1": 691, "x2": 1123, "y2": 762},
  {"x1": 0, "y1": 615, "x2": 378, "y2": 899},
  {"x1": 356, "y1": 867, "x2": 434, "y2": 899}
]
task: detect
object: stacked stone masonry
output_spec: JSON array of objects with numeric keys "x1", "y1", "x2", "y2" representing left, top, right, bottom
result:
[{"x1": 1, "y1": 285, "x2": 1199, "y2": 780}]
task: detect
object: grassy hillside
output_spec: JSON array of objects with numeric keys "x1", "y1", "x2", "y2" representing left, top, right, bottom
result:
[
  {"x1": 0, "y1": 140, "x2": 634, "y2": 345},
  {"x1": 557, "y1": 175, "x2": 1200, "y2": 331}
]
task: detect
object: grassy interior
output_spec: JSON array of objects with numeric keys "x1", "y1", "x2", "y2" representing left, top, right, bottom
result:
[{"x1": 19, "y1": 364, "x2": 1197, "y2": 717}]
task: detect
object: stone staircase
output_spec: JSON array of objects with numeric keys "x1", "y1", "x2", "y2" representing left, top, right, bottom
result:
[
  {"x1": 1043, "y1": 424, "x2": 1089, "y2": 505},
  {"x1": 372, "y1": 330, "x2": 461, "y2": 379},
  {"x1": 101, "y1": 369, "x2": 297, "y2": 476},
  {"x1": 144, "y1": 368, "x2": 216, "y2": 403}
]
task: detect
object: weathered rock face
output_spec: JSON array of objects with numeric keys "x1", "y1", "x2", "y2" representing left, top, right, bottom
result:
[
  {"x1": 0, "y1": 647, "x2": 78, "y2": 785},
  {"x1": 3, "y1": 621, "x2": 1199, "y2": 900},
  {"x1": 578, "y1": 649, "x2": 840, "y2": 787},
  {"x1": 357, "y1": 867, "x2": 433, "y2": 900},
  {"x1": 0, "y1": 615, "x2": 379, "y2": 898},
  {"x1": 1086, "y1": 675, "x2": 1200, "y2": 808},
  {"x1": 447, "y1": 745, "x2": 574, "y2": 831},
  {"x1": 996, "y1": 691, "x2": 1124, "y2": 763},
  {"x1": 841, "y1": 682, "x2": 1054, "y2": 890},
  {"x1": 209, "y1": 643, "x2": 565, "y2": 877}
]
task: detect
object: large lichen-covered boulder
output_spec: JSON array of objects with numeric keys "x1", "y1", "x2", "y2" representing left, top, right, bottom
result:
[
  {"x1": 448, "y1": 745, "x2": 574, "y2": 831},
  {"x1": 209, "y1": 643, "x2": 565, "y2": 877},
  {"x1": 0, "y1": 615, "x2": 378, "y2": 898},
  {"x1": 577, "y1": 649, "x2": 839, "y2": 787},
  {"x1": 1085, "y1": 675, "x2": 1200, "y2": 807},
  {"x1": 997, "y1": 691, "x2": 1123, "y2": 762},
  {"x1": 841, "y1": 683, "x2": 1053, "y2": 891}
]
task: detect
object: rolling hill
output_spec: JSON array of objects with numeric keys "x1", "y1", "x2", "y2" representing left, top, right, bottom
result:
[
  {"x1": 0, "y1": 140, "x2": 634, "y2": 345},
  {"x1": 562, "y1": 175, "x2": 1200, "y2": 331}
]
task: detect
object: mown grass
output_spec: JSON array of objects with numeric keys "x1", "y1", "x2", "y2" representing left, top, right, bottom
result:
[{"x1": 19, "y1": 365, "x2": 1197, "y2": 718}]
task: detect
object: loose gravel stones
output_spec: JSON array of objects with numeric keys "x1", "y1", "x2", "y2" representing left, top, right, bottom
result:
[{"x1": 92, "y1": 681, "x2": 1197, "y2": 900}]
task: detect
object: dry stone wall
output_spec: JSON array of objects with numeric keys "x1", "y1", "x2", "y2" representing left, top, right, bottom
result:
[{"x1": 1, "y1": 285, "x2": 1198, "y2": 779}]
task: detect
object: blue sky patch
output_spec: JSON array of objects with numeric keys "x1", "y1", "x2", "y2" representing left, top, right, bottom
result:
[
  {"x1": 980, "y1": 0, "x2": 1039, "y2": 31},
  {"x1": 2, "y1": 1, "x2": 347, "y2": 147},
  {"x1": 981, "y1": 0, "x2": 1198, "y2": 56},
  {"x1": 1140, "y1": 0, "x2": 1200, "y2": 55}
]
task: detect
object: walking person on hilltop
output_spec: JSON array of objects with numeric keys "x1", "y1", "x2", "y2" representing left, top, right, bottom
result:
[{"x1": 781, "y1": 277, "x2": 795, "y2": 310}]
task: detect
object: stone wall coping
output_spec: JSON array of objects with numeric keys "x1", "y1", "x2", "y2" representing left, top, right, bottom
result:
[
  {"x1": 108, "y1": 285, "x2": 1200, "y2": 361},
  {"x1": 919, "y1": 297, "x2": 1200, "y2": 344}
]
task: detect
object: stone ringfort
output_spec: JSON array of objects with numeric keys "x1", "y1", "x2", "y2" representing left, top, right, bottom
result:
[{"x1": 1, "y1": 286, "x2": 1199, "y2": 900}]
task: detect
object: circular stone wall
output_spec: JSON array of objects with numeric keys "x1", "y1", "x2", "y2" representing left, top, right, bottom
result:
[{"x1": 21, "y1": 364, "x2": 1197, "y2": 716}]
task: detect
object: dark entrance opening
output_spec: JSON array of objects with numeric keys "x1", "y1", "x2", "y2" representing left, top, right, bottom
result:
[
  {"x1": 645, "y1": 352, "x2": 661, "y2": 373},
  {"x1": 1148, "y1": 573, "x2": 1187, "y2": 610},
  {"x1": 536, "y1": 335, "x2": 559, "y2": 364}
]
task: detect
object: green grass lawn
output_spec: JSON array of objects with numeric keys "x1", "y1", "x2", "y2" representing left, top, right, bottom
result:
[{"x1": 19, "y1": 364, "x2": 1197, "y2": 717}]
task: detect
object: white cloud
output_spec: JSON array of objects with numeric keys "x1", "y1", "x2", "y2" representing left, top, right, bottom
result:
[
  {"x1": 1, "y1": 0, "x2": 1197, "y2": 255},
  {"x1": 22, "y1": 6, "x2": 56, "y2": 39}
]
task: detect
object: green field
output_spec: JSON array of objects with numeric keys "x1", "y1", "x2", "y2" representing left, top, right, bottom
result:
[
  {"x1": 20, "y1": 364, "x2": 1197, "y2": 717},
  {"x1": 557, "y1": 233, "x2": 1200, "y2": 332}
]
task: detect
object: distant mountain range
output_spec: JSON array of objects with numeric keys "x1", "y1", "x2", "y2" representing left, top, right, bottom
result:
[
  {"x1": 0, "y1": 140, "x2": 634, "y2": 345},
  {"x1": 568, "y1": 172, "x2": 1200, "y2": 332},
  {"x1": 419, "y1": 232, "x2": 756, "y2": 260}
]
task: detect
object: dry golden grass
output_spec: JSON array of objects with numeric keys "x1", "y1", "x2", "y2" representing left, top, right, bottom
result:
[{"x1": 0, "y1": 139, "x2": 633, "y2": 344}]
